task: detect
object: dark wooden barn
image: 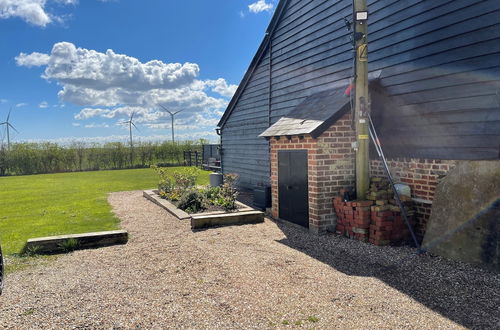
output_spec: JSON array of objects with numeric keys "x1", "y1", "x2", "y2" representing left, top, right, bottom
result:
[
  {"x1": 216, "y1": 0, "x2": 500, "y2": 267},
  {"x1": 217, "y1": 0, "x2": 500, "y2": 190}
]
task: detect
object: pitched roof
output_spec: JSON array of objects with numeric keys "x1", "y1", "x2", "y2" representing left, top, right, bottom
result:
[
  {"x1": 259, "y1": 87, "x2": 350, "y2": 138},
  {"x1": 259, "y1": 71, "x2": 382, "y2": 138}
]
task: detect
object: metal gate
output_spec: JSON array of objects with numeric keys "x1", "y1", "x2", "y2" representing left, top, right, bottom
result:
[{"x1": 278, "y1": 150, "x2": 309, "y2": 227}]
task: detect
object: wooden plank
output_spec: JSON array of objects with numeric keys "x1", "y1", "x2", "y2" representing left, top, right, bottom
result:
[
  {"x1": 384, "y1": 67, "x2": 500, "y2": 96},
  {"x1": 22, "y1": 230, "x2": 128, "y2": 255},
  {"x1": 381, "y1": 53, "x2": 500, "y2": 86},
  {"x1": 397, "y1": 95, "x2": 498, "y2": 116},
  {"x1": 391, "y1": 108, "x2": 500, "y2": 123},
  {"x1": 224, "y1": 115, "x2": 268, "y2": 126},
  {"x1": 272, "y1": 1, "x2": 350, "y2": 51},
  {"x1": 369, "y1": 0, "x2": 489, "y2": 49},
  {"x1": 143, "y1": 190, "x2": 191, "y2": 220},
  {"x1": 191, "y1": 211, "x2": 264, "y2": 230},
  {"x1": 393, "y1": 81, "x2": 500, "y2": 105},
  {"x1": 271, "y1": 65, "x2": 351, "y2": 98},
  {"x1": 380, "y1": 134, "x2": 500, "y2": 149},
  {"x1": 371, "y1": 36, "x2": 500, "y2": 74},
  {"x1": 381, "y1": 146, "x2": 499, "y2": 160},
  {"x1": 271, "y1": 50, "x2": 351, "y2": 85}
]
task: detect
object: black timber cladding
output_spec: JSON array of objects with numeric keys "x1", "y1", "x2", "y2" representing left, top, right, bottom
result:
[{"x1": 219, "y1": 0, "x2": 500, "y2": 189}]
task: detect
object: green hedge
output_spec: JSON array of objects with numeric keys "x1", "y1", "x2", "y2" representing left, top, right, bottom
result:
[{"x1": 0, "y1": 141, "x2": 203, "y2": 176}]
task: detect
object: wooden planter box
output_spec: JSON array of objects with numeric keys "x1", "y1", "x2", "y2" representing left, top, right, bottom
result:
[{"x1": 143, "y1": 190, "x2": 264, "y2": 230}]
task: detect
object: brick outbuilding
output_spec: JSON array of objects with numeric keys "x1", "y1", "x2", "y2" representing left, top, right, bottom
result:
[{"x1": 261, "y1": 82, "x2": 457, "y2": 238}]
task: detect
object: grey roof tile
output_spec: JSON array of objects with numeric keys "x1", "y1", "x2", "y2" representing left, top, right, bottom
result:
[{"x1": 259, "y1": 87, "x2": 350, "y2": 137}]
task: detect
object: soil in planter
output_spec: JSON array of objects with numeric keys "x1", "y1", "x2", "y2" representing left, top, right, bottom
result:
[{"x1": 167, "y1": 199, "x2": 244, "y2": 214}]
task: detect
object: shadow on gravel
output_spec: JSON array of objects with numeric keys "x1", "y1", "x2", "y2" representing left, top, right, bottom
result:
[{"x1": 273, "y1": 219, "x2": 500, "y2": 329}]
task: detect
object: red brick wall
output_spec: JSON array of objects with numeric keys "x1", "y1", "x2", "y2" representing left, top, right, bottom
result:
[
  {"x1": 270, "y1": 113, "x2": 356, "y2": 233},
  {"x1": 269, "y1": 114, "x2": 456, "y2": 238},
  {"x1": 370, "y1": 158, "x2": 456, "y2": 239}
]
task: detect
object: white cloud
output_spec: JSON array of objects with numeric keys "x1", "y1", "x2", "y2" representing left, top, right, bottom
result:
[
  {"x1": 19, "y1": 42, "x2": 237, "y2": 135},
  {"x1": 39, "y1": 42, "x2": 200, "y2": 92},
  {"x1": 15, "y1": 52, "x2": 50, "y2": 67},
  {"x1": 204, "y1": 78, "x2": 238, "y2": 98},
  {"x1": 39, "y1": 100, "x2": 48, "y2": 108},
  {"x1": 0, "y1": 0, "x2": 51, "y2": 26},
  {"x1": 84, "y1": 122, "x2": 109, "y2": 128},
  {"x1": 0, "y1": 99, "x2": 7, "y2": 103},
  {"x1": 74, "y1": 107, "x2": 113, "y2": 120},
  {"x1": 248, "y1": 0, "x2": 273, "y2": 13},
  {"x1": 0, "y1": 0, "x2": 90, "y2": 27},
  {"x1": 55, "y1": 0, "x2": 77, "y2": 4},
  {"x1": 71, "y1": 122, "x2": 80, "y2": 127},
  {"x1": 15, "y1": 102, "x2": 28, "y2": 107}
]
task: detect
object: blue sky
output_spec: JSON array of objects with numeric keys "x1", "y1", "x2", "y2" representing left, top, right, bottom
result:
[{"x1": 0, "y1": 0, "x2": 276, "y2": 144}]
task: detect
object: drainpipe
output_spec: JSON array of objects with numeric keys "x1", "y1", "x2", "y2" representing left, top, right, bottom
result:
[
  {"x1": 267, "y1": 34, "x2": 273, "y2": 186},
  {"x1": 215, "y1": 128, "x2": 223, "y2": 174}
]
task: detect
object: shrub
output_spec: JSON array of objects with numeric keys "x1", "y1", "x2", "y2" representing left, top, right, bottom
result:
[
  {"x1": 204, "y1": 186, "x2": 221, "y2": 202},
  {"x1": 1, "y1": 141, "x2": 203, "y2": 176},
  {"x1": 153, "y1": 166, "x2": 202, "y2": 201},
  {"x1": 214, "y1": 173, "x2": 239, "y2": 211},
  {"x1": 171, "y1": 168, "x2": 200, "y2": 190},
  {"x1": 177, "y1": 189, "x2": 206, "y2": 213}
]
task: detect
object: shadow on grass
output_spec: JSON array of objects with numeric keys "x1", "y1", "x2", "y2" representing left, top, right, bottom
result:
[{"x1": 272, "y1": 218, "x2": 500, "y2": 329}]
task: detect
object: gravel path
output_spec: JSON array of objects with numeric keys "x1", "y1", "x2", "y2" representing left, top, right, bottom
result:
[{"x1": 0, "y1": 191, "x2": 498, "y2": 329}]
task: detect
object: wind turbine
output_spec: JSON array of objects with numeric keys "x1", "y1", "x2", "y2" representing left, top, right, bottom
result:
[
  {"x1": 119, "y1": 111, "x2": 139, "y2": 164},
  {"x1": 158, "y1": 105, "x2": 183, "y2": 143},
  {"x1": 0, "y1": 108, "x2": 19, "y2": 151}
]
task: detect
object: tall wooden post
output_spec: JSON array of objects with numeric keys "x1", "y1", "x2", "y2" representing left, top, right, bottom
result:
[{"x1": 354, "y1": 0, "x2": 370, "y2": 200}]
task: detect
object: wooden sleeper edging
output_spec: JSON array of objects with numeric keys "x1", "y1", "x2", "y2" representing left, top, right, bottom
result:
[
  {"x1": 22, "y1": 230, "x2": 128, "y2": 255},
  {"x1": 143, "y1": 189, "x2": 191, "y2": 220}
]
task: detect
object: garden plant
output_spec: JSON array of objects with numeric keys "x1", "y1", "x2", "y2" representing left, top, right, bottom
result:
[{"x1": 153, "y1": 166, "x2": 239, "y2": 214}]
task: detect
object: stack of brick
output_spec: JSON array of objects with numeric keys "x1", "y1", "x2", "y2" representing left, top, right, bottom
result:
[
  {"x1": 388, "y1": 199, "x2": 415, "y2": 243},
  {"x1": 369, "y1": 203, "x2": 394, "y2": 246},
  {"x1": 351, "y1": 200, "x2": 374, "y2": 242},
  {"x1": 369, "y1": 201, "x2": 415, "y2": 246},
  {"x1": 333, "y1": 177, "x2": 416, "y2": 246},
  {"x1": 333, "y1": 197, "x2": 373, "y2": 241},
  {"x1": 333, "y1": 197, "x2": 353, "y2": 237},
  {"x1": 368, "y1": 177, "x2": 416, "y2": 246},
  {"x1": 366, "y1": 177, "x2": 391, "y2": 201}
]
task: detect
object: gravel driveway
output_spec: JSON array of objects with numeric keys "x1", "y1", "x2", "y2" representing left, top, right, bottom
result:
[{"x1": 0, "y1": 191, "x2": 498, "y2": 329}]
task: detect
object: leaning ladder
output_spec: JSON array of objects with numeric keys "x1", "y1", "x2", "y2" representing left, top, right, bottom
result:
[{"x1": 367, "y1": 115, "x2": 422, "y2": 251}]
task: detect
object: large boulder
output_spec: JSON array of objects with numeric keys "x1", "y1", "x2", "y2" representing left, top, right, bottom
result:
[{"x1": 422, "y1": 160, "x2": 499, "y2": 271}]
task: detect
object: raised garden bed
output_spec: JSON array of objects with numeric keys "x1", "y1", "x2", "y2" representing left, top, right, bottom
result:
[{"x1": 143, "y1": 189, "x2": 264, "y2": 229}]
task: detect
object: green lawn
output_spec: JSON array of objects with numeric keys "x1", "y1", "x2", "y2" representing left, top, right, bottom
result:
[{"x1": 0, "y1": 167, "x2": 209, "y2": 255}]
